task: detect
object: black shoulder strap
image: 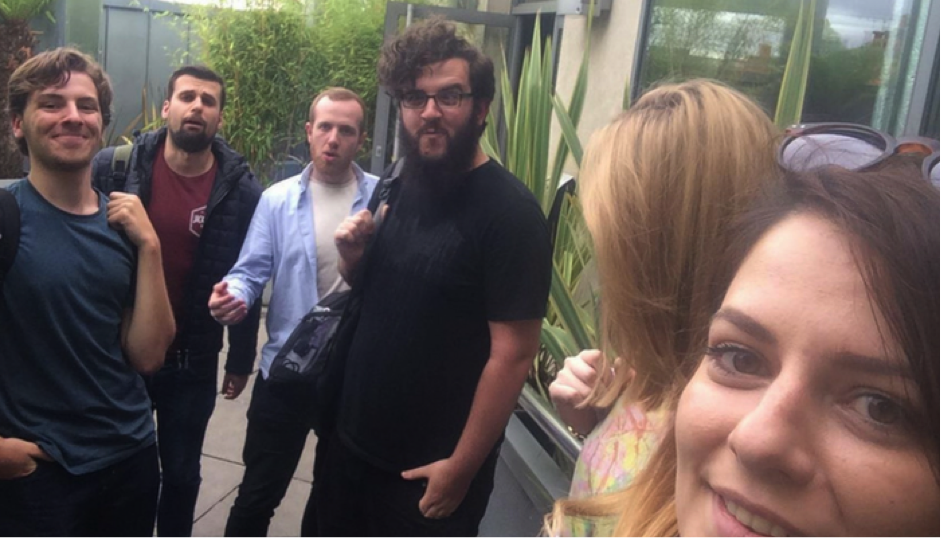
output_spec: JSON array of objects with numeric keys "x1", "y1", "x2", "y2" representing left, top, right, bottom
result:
[
  {"x1": 110, "y1": 144, "x2": 134, "y2": 194},
  {"x1": 0, "y1": 188, "x2": 22, "y2": 288}
]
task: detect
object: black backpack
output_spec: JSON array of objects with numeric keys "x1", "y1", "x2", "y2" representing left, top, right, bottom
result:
[{"x1": 0, "y1": 188, "x2": 21, "y2": 289}]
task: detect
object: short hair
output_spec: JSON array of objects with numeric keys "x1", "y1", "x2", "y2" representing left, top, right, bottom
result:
[
  {"x1": 7, "y1": 47, "x2": 113, "y2": 155},
  {"x1": 308, "y1": 87, "x2": 367, "y2": 134},
  {"x1": 377, "y1": 17, "x2": 495, "y2": 107},
  {"x1": 167, "y1": 65, "x2": 226, "y2": 111},
  {"x1": 580, "y1": 79, "x2": 780, "y2": 411}
]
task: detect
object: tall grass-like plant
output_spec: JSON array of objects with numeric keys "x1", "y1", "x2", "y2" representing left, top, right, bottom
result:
[
  {"x1": 775, "y1": 0, "x2": 816, "y2": 128},
  {"x1": 483, "y1": 15, "x2": 598, "y2": 399}
]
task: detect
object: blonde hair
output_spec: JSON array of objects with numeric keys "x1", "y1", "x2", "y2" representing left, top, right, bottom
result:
[
  {"x1": 580, "y1": 79, "x2": 779, "y2": 411},
  {"x1": 549, "y1": 79, "x2": 779, "y2": 535}
]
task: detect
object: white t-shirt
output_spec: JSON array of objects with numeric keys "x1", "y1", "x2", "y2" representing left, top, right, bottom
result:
[{"x1": 309, "y1": 176, "x2": 358, "y2": 298}]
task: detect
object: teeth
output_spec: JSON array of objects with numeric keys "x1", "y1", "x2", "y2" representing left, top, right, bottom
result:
[{"x1": 725, "y1": 500, "x2": 789, "y2": 537}]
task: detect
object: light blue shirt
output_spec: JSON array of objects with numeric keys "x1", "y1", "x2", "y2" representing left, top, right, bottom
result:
[{"x1": 224, "y1": 162, "x2": 378, "y2": 378}]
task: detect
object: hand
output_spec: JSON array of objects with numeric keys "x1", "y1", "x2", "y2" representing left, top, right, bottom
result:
[
  {"x1": 549, "y1": 349, "x2": 607, "y2": 409},
  {"x1": 0, "y1": 437, "x2": 52, "y2": 480},
  {"x1": 334, "y1": 209, "x2": 375, "y2": 271},
  {"x1": 401, "y1": 458, "x2": 473, "y2": 520},
  {"x1": 107, "y1": 192, "x2": 158, "y2": 249},
  {"x1": 208, "y1": 281, "x2": 248, "y2": 325},
  {"x1": 221, "y1": 373, "x2": 249, "y2": 399}
]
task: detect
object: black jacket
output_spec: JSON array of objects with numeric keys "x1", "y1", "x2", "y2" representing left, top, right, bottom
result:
[{"x1": 92, "y1": 128, "x2": 263, "y2": 375}]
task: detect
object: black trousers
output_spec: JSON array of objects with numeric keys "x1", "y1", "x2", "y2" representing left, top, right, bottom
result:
[
  {"x1": 224, "y1": 375, "x2": 311, "y2": 537},
  {"x1": 0, "y1": 443, "x2": 159, "y2": 536},
  {"x1": 313, "y1": 436, "x2": 498, "y2": 537}
]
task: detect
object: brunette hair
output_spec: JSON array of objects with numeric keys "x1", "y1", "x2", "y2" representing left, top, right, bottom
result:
[
  {"x1": 167, "y1": 65, "x2": 226, "y2": 111},
  {"x1": 377, "y1": 17, "x2": 495, "y2": 108},
  {"x1": 8, "y1": 47, "x2": 113, "y2": 155}
]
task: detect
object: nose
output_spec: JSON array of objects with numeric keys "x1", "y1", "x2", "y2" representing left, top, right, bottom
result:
[
  {"x1": 61, "y1": 101, "x2": 82, "y2": 125},
  {"x1": 326, "y1": 128, "x2": 339, "y2": 146},
  {"x1": 420, "y1": 96, "x2": 443, "y2": 120},
  {"x1": 727, "y1": 372, "x2": 816, "y2": 487}
]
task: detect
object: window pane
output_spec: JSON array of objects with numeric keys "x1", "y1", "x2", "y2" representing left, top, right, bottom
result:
[{"x1": 637, "y1": 0, "x2": 933, "y2": 133}]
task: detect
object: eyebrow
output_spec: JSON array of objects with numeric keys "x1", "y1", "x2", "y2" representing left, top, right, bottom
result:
[
  {"x1": 834, "y1": 352, "x2": 915, "y2": 381},
  {"x1": 711, "y1": 307, "x2": 777, "y2": 345}
]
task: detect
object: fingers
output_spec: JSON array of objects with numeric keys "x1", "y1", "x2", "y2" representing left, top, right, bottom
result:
[
  {"x1": 208, "y1": 285, "x2": 247, "y2": 325},
  {"x1": 549, "y1": 350, "x2": 605, "y2": 407},
  {"x1": 334, "y1": 209, "x2": 375, "y2": 247}
]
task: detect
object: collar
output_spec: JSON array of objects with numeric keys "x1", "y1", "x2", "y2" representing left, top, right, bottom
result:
[{"x1": 295, "y1": 161, "x2": 369, "y2": 204}]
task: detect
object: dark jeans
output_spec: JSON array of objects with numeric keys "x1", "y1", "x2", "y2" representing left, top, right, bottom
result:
[
  {"x1": 314, "y1": 437, "x2": 497, "y2": 537},
  {"x1": 147, "y1": 354, "x2": 218, "y2": 537},
  {"x1": 0, "y1": 443, "x2": 159, "y2": 536},
  {"x1": 224, "y1": 374, "x2": 311, "y2": 537}
]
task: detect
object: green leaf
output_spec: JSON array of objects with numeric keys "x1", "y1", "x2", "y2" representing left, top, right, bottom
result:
[{"x1": 775, "y1": 0, "x2": 816, "y2": 128}]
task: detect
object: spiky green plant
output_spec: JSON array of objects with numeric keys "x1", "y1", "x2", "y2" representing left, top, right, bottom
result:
[{"x1": 483, "y1": 14, "x2": 598, "y2": 399}]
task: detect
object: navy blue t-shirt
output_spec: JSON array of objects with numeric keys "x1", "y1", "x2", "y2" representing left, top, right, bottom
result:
[{"x1": 0, "y1": 179, "x2": 155, "y2": 475}]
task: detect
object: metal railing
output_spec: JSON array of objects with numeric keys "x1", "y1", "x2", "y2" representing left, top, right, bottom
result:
[{"x1": 517, "y1": 384, "x2": 582, "y2": 463}]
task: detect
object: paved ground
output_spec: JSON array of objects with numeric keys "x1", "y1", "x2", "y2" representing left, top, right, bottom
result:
[{"x1": 190, "y1": 320, "x2": 317, "y2": 537}]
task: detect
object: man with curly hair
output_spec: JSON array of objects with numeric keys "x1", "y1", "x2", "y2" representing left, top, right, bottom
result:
[{"x1": 313, "y1": 18, "x2": 552, "y2": 536}]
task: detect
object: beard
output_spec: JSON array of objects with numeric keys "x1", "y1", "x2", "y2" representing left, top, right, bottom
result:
[
  {"x1": 169, "y1": 123, "x2": 214, "y2": 153},
  {"x1": 398, "y1": 114, "x2": 482, "y2": 202}
]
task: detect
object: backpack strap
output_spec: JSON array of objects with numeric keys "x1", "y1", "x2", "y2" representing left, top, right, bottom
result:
[
  {"x1": 0, "y1": 189, "x2": 22, "y2": 288},
  {"x1": 110, "y1": 144, "x2": 133, "y2": 193}
]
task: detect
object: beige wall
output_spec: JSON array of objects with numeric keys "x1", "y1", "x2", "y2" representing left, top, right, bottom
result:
[{"x1": 551, "y1": 0, "x2": 646, "y2": 176}]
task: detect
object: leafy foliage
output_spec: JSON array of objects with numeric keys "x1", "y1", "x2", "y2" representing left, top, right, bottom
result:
[
  {"x1": 0, "y1": 0, "x2": 51, "y2": 21},
  {"x1": 175, "y1": 0, "x2": 384, "y2": 183},
  {"x1": 0, "y1": 0, "x2": 53, "y2": 179}
]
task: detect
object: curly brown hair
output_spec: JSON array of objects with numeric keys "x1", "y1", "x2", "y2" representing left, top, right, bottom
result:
[
  {"x1": 377, "y1": 17, "x2": 494, "y2": 106},
  {"x1": 8, "y1": 47, "x2": 113, "y2": 156}
]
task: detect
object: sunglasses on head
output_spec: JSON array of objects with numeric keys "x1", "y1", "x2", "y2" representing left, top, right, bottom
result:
[{"x1": 778, "y1": 122, "x2": 940, "y2": 188}]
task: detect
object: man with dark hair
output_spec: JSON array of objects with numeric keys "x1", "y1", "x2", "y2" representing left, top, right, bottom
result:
[
  {"x1": 91, "y1": 64, "x2": 262, "y2": 537},
  {"x1": 208, "y1": 87, "x2": 377, "y2": 536},
  {"x1": 319, "y1": 18, "x2": 552, "y2": 536},
  {"x1": 0, "y1": 47, "x2": 175, "y2": 535}
]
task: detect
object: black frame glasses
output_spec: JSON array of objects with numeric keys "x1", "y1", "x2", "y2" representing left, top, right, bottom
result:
[
  {"x1": 779, "y1": 122, "x2": 939, "y2": 186},
  {"x1": 398, "y1": 89, "x2": 474, "y2": 110}
]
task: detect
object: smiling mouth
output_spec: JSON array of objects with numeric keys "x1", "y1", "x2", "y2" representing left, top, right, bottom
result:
[{"x1": 723, "y1": 498, "x2": 790, "y2": 537}]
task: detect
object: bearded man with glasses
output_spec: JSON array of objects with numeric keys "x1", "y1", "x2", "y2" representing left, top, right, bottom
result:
[{"x1": 315, "y1": 17, "x2": 553, "y2": 537}]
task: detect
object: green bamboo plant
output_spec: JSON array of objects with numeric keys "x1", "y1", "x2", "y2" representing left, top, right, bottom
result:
[{"x1": 482, "y1": 15, "x2": 598, "y2": 399}]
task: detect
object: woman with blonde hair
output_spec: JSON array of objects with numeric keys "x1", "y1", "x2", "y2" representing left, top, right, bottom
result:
[
  {"x1": 554, "y1": 117, "x2": 940, "y2": 535},
  {"x1": 548, "y1": 79, "x2": 780, "y2": 534}
]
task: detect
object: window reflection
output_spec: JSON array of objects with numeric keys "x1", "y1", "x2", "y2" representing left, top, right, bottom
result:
[{"x1": 638, "y1": 0, "x2": 933, "y2": 134}]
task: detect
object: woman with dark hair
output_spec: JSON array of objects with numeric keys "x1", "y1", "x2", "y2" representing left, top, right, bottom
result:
[{"x1": 552, "y1": 146, "x2": 939, "y2": 535}]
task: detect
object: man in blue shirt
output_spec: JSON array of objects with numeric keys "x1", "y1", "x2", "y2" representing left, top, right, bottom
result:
[
  {"x1": 208, "y1": 87, "x2": 377, "y2": 536},
  {"x1": 0, "y1": 47, "x2": 175, "y2": 535}
]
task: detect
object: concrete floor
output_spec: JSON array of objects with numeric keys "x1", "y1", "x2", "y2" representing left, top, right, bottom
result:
[{"x1": 190, "y1": 321, "x2": 317, "y2": 537}]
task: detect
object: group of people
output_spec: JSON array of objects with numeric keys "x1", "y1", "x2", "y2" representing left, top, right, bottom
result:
[
  {"x1": 0, "y1": 13, "x2": 937, "y2": 538},
  {"x1": 1, "y1": 18, "x2": 551, "y2": 538}
]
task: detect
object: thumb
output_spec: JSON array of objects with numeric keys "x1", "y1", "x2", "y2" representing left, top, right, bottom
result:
[
  {"x1": 401, "y1": 464, "x2": 429, "y2": 481},
  {"x1": 580, "y1": 349, "x2": 604, "y2": 369},
  {"x1": 213, "y1": 281, "x2": 229, "y2": 295}
]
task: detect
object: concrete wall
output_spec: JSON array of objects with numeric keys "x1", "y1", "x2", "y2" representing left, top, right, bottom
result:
[{"x1": 551, "y1": 0, "x2": 646, "y2": 176}]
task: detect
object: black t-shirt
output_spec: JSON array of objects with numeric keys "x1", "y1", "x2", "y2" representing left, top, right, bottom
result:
[{"x1": 337, "y1": 160, "x2": 552, "y2": 472}]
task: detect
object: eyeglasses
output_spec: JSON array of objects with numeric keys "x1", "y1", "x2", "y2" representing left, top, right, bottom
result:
[
  {"x1": 779, "y1": 122, "x2": 939, "y2": 187},
  {"x1": 399, "y1": 89, "x2": 474, "y2": 110}
]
